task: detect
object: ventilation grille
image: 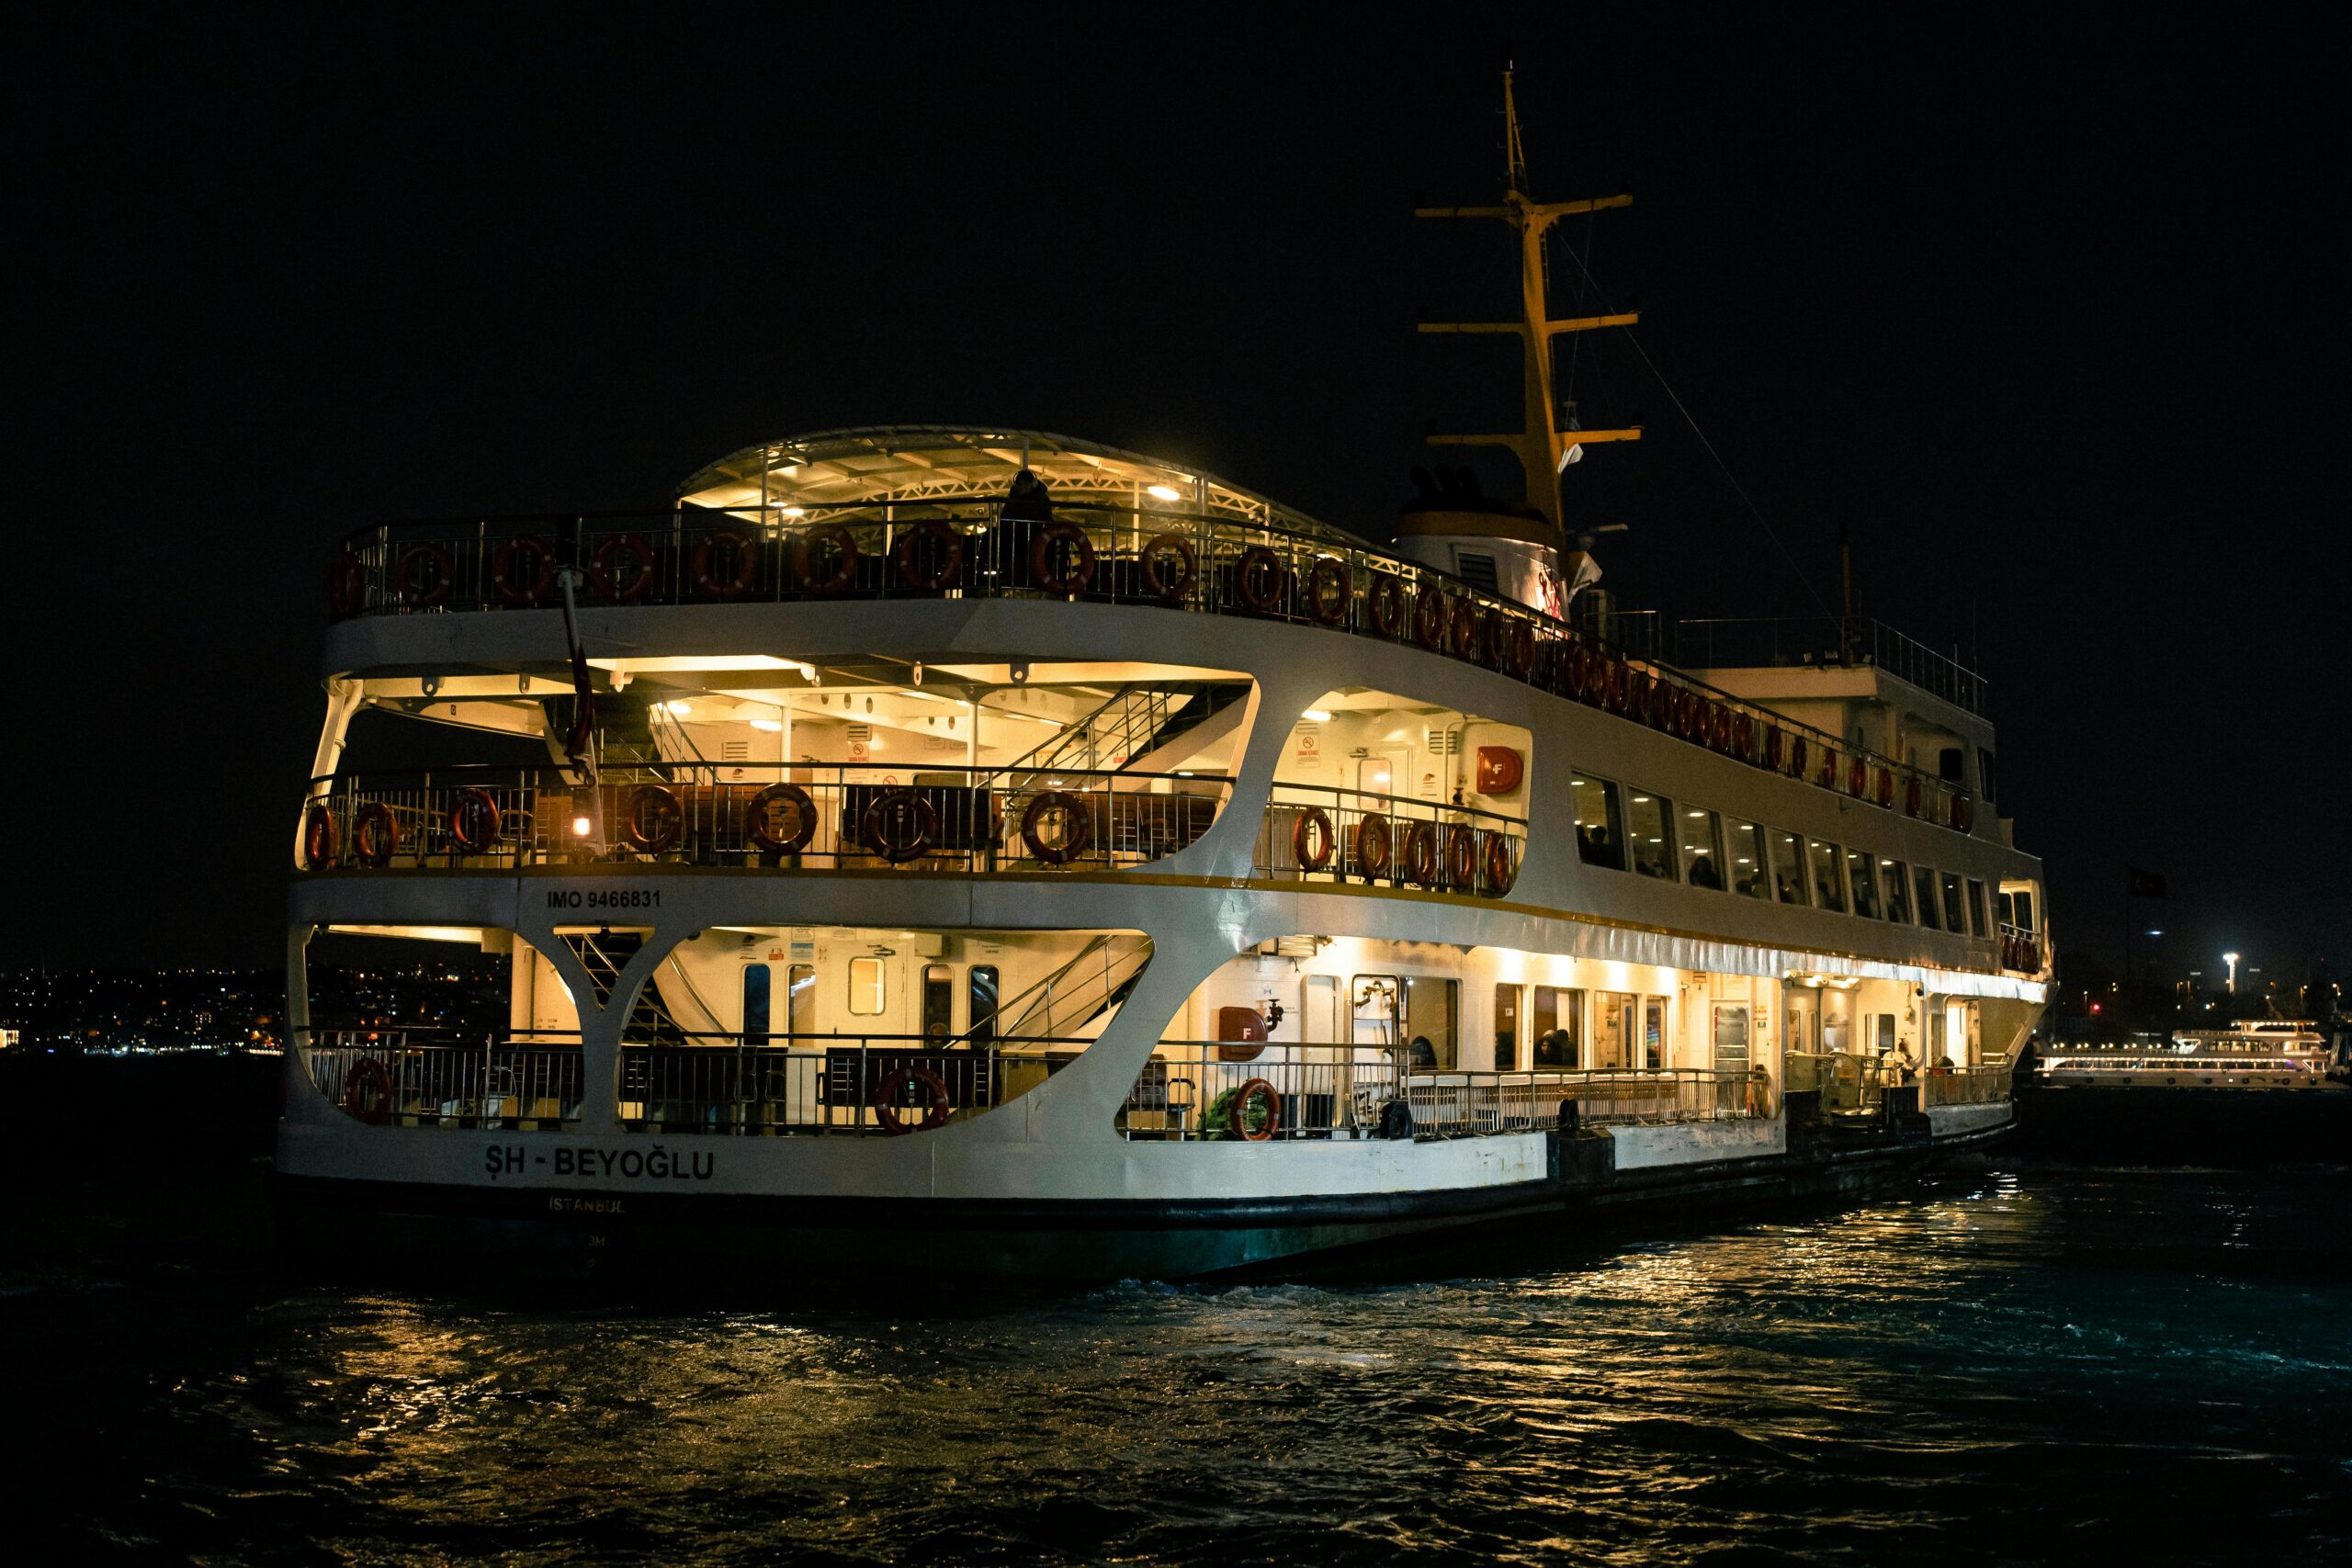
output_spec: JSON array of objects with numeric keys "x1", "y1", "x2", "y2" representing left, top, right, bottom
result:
[
  {"x1": 847, "y1": 723, "x2": 873, "y2": 743},
  {"x1": 1454, "y1": 552, "x2": 1499, "y2": 592},
  {"x1": 720, "y1": 740, "x2": 751, "y2": 761},
  {"x1": 1426, "y1": 728, "x2": 1459, "y2": 754}
]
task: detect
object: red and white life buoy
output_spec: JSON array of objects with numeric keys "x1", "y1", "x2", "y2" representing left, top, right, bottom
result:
[
  {"x1": 796, "y1": 524, "x2": 859, "y2": 593},
  {"x1": 624, "y1": 784, "x2": 683, "y2": 852},
  {"x1": 1403, "y1": 820, "x2": 1439, "y2": 886},
  {"x1": 692, "y1": 526, "x2": 758, "y2": 599},
  {"x1": 1365, "y1": 570, "x2": 1406, "y2": 637},
  {"x1": 1294, "y1": 805, "x2": 1336, "y2": 872},
  {"x1": 352, "y1": 802, "x2": 400, "y2": 867},
  {"x1": 1445, "y1": 823, "x2": 1478, "y2": 889},
  {"x1": 490, "y1": 536, "x2": 557, "y2": 606},
  {"x1": 743, "y1": 783, "x2": 818, "y2": 854},
  {"x1": 1354, "y1": 814, "x2": 1393, "y2": 882},
  {"x1": 393, "y1": 542, "x2": 455, "y2": 608},
  {"x1": 1030, "y1": 524, "x2": 1096, "y2": 595},
  {"x1": 590, "y1": 533, "x2": 657, "y2": 603},
  {"x1": 875, "y1": 1065, "x2": 951, "y2": 1134},
  {"x1": 891, "y1": 519, "x2": 963, "y2": 592},
  {"x1": 1229, "y1": 1077, "x2": 1282, "y2": 1142},
  {"x1": 1141, "y1": 533, "x2": 1197, "y2": 603},
  {"x1": 861, "y1": 787, "x2": 938, "y2": 863},
  {"x1": 1304, "y1": 557, "x2": 1350, "y2": 625},
  {"x1": 1483, "y1": 831, "x2": 1516, "y2": 897},
  {"x1": 1020, "y1": 790, "x2": 1092, "y2": 864},
  {"x1": 448, "y1": 787, "x2": 502, "y2": 852}
]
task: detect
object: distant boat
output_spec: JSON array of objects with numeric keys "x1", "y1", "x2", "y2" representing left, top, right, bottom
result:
[
  {"x1": 2022, "y1": 1021, "x2": 2351, "y2": 1165},
  {"x1": 274, "y1": 64, "x2": 2050, "y2": 1280}
]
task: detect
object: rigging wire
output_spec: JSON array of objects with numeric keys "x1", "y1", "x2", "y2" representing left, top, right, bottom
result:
[{"x1": 1553, "y1": 242, "x2": 1838, "y2": 619}]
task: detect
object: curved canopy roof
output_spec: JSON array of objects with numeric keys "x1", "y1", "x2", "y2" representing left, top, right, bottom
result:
[{"x1": 677, "y1": 425, "x2": 1351, "y2": 540}]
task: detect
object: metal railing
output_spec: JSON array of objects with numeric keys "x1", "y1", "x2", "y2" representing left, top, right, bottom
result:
[
  {"x1": 1256, "y1": 783, "x2": 1524, "y2": 892},
  {"x1": 298, "y1": 761, "x2": 1227, "y2": 873},
  {"x1": 325, "y1": 502, "x2": 1979, "y2": 835},
  {"x1": 1920, "y1": 1063, "x2": 2012, "y2": 1106},
  {"x1": 1118, "y1": 1043, "x2": 1770, "y2": 1141},
  {"x1": 1784, "y1": 1050, "x2": 1905, "y2": 1112},
  {"x1": 305, "y1": 1029, "x2": 585, "y2": 1126},
  {"x1": 1672, "y1": 616, "x2": 1989, "y2": 716},
  {"x1": 616, "y1": 1032, "x2": 1094, "y2": 1134}
]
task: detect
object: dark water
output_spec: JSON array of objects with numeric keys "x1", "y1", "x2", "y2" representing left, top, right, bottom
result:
[{"x1": 9, "y1": 1161, "x2": 2349, "y2": 1566}]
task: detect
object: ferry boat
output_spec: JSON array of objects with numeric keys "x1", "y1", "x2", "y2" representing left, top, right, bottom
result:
[
  {"x1": 2023, "y1": 1021, "x2": 2350, "y2": 1165},
  {"x1": 276, "y1": 72, "x2": 2052, "y2": 1278}
]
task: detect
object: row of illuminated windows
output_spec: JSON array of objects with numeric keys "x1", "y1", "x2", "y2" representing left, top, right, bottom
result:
[
  {"x1": 739, "y1": 958, "x2": 1002, "y2": 1044},
  {"x1": 1570, "y1": 775, "x2": 1992, "y2": 937},
  {"x1": 1492, "y1": 984, "x2": 1674, "y2": 1073}
]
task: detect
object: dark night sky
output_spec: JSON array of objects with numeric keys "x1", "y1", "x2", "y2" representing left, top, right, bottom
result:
[{"x1": 12, "y1": 7, "x2": 2347, "y2": 983}]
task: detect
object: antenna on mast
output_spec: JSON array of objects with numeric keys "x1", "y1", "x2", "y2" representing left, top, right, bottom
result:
[{"x1": 1416, "y1": 56, "x2": 1642, "y2": 532}]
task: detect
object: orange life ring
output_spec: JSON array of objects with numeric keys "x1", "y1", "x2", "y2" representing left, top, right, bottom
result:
[
  {"x1": 590, "y1": 533, "x2": 657, "y2": 603},
  {"x1": 1848, "y1": 758, "x2": 1869, "y2": 796},
  {"x1": 796, "y1": 523, "x2": 859, "y2": 593},
  {"x1": 1642, "y1": 676, "x2": 1669, "y2": 728},
  {"x1": 891, "y1": 519, "x2": 963, "y2": 592},
  {"x1": 1230, "y1": 1077, "x2": 1282, "y2": 1142},
  {"x1": 1140, "y1": 532, "x2": 1197, "y2": 602},
  {"x1": 1451, "y1": 598, "x2": 1481, "y2": 658},
  {"x1": 448, "y1": 787, "x2": 502, "y2": 852},
  {"x1": 342, "y1": 1055, "x2": 394, "y2": 1125},
  {"x1": 1445, "y1": 823, "x2": 1478, "y2": 889},
  {"x1": 490, "y1": 536, "x2": 557, "y2": 606},
  {"x1": 1020, "y1": 789, "x2": 1092, "y2": 864},
  {"x1": 393, "y1": 542, "x2": 455, "y2": 608},
  {"x1": 1403, "y1": 819, "x2": 1439, "y2": 886},
  {"x1": 326, "y1": 551, "x2": 368, "y2": 619},
  {"x1": 1354, "y1": 814, "x2": 1393, "y2": 882},
  {"x1": 861, "y1": 788, "x2": 938, "y2": 863},
  {"x1": 1293, "y1": 805, "x2": 1336, "y2": 871},
  {"x1": 1366, "y1": 570, "x2": 1406, "y2": 637},
  {"x1": 1762, "y1": 728, "x2": 1785, "y2": 771},
  {"x1": 624, "y1": 784, "x2": 683, "y2": 852},
  {"x1": 1608, "y1": 658, "x2": 1636, "y2": 714},
  {"x1": 1787, "y1": 735, "x2": 1809, "y2": 780},
  {"x1": 302, "y1": 804, "x2": 339, "y2": 869},
  {"x1": 1951, "y1": 793, "x2": 1973, "y2": 833},
  {"x1": 744, "y1": 783, "x2": 818, "y2": 854},
  {"x1": 875, "y1": 1065, "x2": 951, "y2": 1134},
  {"x1": 1564, "y1": 641, "x2": 1590, "y2": 696},
  {"x1": 1505, "y1": 619, "x2": 1536, "y2": 679},
  {"x1": 1304, "y1": 557, "x2": 1351, "y2": 625},
  {"x1": 692, "y1": 526, "x2": 758, "y2": 599},
  {"x1": 1413, "y1": 588, "x2": 1448, "y2": 649},
  {"x1": 1483, "y1": 831, "x2": 1516, "y2": 897},
  {"x1": 352, "y1": 802, "x2": 400, "y2": 867},
  {"x1": 1733, "y1": 713, "x2": 1757, "y2": 758},
  {"x1": 1904, "y1": 777, "x2": 1924, "y2": 818},
  {"x1": 1236, "y1": 545, "x2": 1287, "y2": 614},
  {"x1": 1874, "y1": 769, "x2": 1894, "y2": 808},
  {"x1": 1029, "y1": 524, "x2": 1095, "y2": 594}
]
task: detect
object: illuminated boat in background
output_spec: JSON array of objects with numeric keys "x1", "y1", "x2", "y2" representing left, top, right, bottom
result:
[
  {"x1": 2021, "y1": 1021, "x2": 2351, "y2": 1165},
  {"x1": 276, "y1": 69, "x2": 2051, "y2": 1278}
]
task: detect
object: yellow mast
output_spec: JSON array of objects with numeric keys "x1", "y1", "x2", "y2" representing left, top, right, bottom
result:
[{"x1": 1416, "y1": 59, "x2": 1641, "y2": 531}]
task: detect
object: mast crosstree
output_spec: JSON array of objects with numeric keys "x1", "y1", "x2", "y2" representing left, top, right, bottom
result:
[{"x1": 1417, "y1": 59, "x2": 1641, "y2": 531}]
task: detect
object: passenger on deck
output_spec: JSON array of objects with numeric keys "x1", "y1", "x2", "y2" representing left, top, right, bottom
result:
[
  {"x1": 1001, "y1": 468, "x2": 1054, "y2": 579},
  {"x1": 1688, "y1": 852, "x2": 1722, "y2": 890},
  {"x1": 1408, "y1": 1035, "x2": 1438, "y2": 1071}
]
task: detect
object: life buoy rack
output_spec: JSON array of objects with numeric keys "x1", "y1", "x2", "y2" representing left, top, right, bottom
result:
[
  {"x1": 1140, "y1": 532, "x2": 1197, "y2": 603},
  {"x1": 490, "y1": 536, "x2": 557, "y2": 606},
  {"x1": 624, "y1": 784, "x2": 683, "y2": 852},
  {"x1": 1451, "y1": 598, "x2": 1481, "y2": 659},
  {"x1": 590, "y1": 533, "x2": 657, "y2": 603},
  {"x1": 891, "y1": 519, "x2": 963, "y2": 592},
  {"x1": 861, "y1": 787, "x2": 938, "y2": 863},
  {"x1": 1229, "y1": 1077, "x2": 1281, "y2": 1142},
  {"x1": 744, "y1": 783, "x2": 818, "y2": 854},
  {"x1": 1304, "y1": 556, "x2": 1351, "y2": 625},
  {"x1": 342, "y1": 1055, "x2": 394, "y2": 1125},
  {"x1": 1235, "y1": 545, "x2": 1287, "y2": 615},
  {"x1": 448, "y1": 787, "x2": 502, "y2": 852},
  {"x1": 1020, "y1": 789, "x2": 1092, "y2": 864},
  {"x1": 1402, "y1": 819, "x2": 1439, "y2": 886},
  {"x1": 352, "y1": 802, "x2": 400, "y2": 867},
  {"x1": 1366, "y1": 570, "x2": 1406, "y2": 637},
  {"x1": 692, "y1": 526, "x2": 758, "y2": 599},
  {"x1": 1354, "y1": 814, "x2": 1393, "y2": 882},
  {"x1": 1951, "y1": 793, "x2": 1973, "y2": 833},
  {"x1": 875, "y1": 1065, "x2": 951, "y2": 1134},
  {"x1": 1293, "y1": 805, "x2": 1336, "y2": 872},
  {"x1": 394, "y1": 542, "x2": 455, "y2": 608},
  {"x1": 796, "y1": 523, "x2": 860, "y2": 593},
  {"x1": 1445, "y1": 823, "x2": 1478, "y2": 890},
  {"x1": 1483, "y1": 831, "x2": 1516, "y2": 897},
  {"x1": 1413, "y1": 588, "x2": 1448, "y2": 650},
  {"x1": 326, "y1": 551, "x2": 368, "y2": 619},
  {"x1": 1029, "y1": 524, "x2": 1095, "y2": 595},
  {"x1": 302, "y1": 804, "x2": 339, "y2": 869}
]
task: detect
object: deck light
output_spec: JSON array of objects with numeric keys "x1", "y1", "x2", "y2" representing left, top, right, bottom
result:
[
  {"x1": 1147, "y1": 483, "x2": 1182, "y2": 501},
  {"x1": 664, "y1": 701, "x2": 693, "y2": 716},
  {"x1": 781, "y1": 506, "x2": 808, "y2": 519},
  {"x1": 571, "y1": 815, "x2": 593, "y2": 838},
  {"x1": 1302, "y1": 709, "x2": 1333, "y2": 722},
  {"x1": 750, "y1": 718, "x2": 784, "y2": 732}
]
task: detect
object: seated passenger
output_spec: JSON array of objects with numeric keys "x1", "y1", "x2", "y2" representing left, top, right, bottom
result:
[
  {"x1": 1688, "y1": 853, "x2": 1723, "y2": 890},
  {"x1": 1407, "y1": 1034, "x2": 1438, "y2": 1070}
]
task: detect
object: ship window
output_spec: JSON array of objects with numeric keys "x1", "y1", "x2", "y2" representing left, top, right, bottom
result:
[
  {"x1": 742, "y1": 963, "x2": 771, "y2": 1049},
  {"x1": 1808, "y1": 840, "x2": 1846, "y2": 913},
  {"x1": 1883, "y1": 860, "x2": 1913, "y2": 924},
  {"x1": 968, "y1": 964, "x2": 1000, "y2": 1047},
  {"x1": 1939, "y1": 747, "x2": 1964, "y2": 783},
  {"x1": 1770, "y1": 829, "x2": 1809, "y2": 906},
  {"x1": 787, "y1": 964, "x2": 815, "y2": 1038},
  {"x1": 1941, "y1": 873, "x2": 1967, "y2": 934},
  {"x1": 1915, "y1": 866, "x2": 1942, "y2": 931},
  {"x1": 922, "y1": 964, "x2": 954, "y2": 1041},
  {"x1": 1626, "y1": 789, "x2": 1675, "y2": 879},
  {"x1": 1679, "y1": 808, "x2": 1725, "y2": 891},
  {"x1": 1532, "y1": 987, "x2": 1584, "y2": 1066},
  {"x1": 1403, "y1": 976, "x2": 1458, "y2": 1071},
  {"x1": 847, "y1": 955, "x2": 887, "y2": 1015},
  {"x1": 1846, "y1": 849, "x2": 1881, "y2": 919},
  {"x1": 1726, "y1": 819, "x2": 1768, "y2": 898},
  {"x1": 1572, "y1": 777, "x2": 1626, "y2": 870},
  {"x1": 1494, "y1": 983, "x2": 1521, "y2": 1071},
  {"x1": 1967, "y1": 880, "x2": 1990, "y2": 937},
  {"x1": 1596, "y1": 991, "x2": 1637, "y2": 1068}
]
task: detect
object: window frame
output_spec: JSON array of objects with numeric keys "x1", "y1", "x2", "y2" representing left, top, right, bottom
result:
[{"x1": 846, "y1": 954, "x2": 888, "y2": 1016}]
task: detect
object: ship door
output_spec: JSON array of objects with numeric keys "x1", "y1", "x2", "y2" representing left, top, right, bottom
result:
[
  {"x1": 1302, "y1": 973, "x2": 1343, "y2": 1133},
  {"x1": 1784, "y1": 986, "x2": 1820, "y2": 1056}
]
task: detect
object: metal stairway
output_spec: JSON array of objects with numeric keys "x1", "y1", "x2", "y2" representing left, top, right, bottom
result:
[{"x1": 992, "y1": 934, "x2": 1153, "y2": 1041}]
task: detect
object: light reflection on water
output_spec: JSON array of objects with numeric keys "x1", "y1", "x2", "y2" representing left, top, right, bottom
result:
[{"x1": 15, "y1": 1168, "x2": 2352, "y2": 1564}]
